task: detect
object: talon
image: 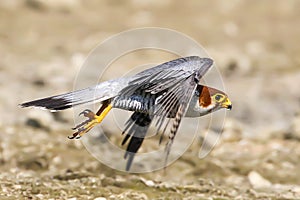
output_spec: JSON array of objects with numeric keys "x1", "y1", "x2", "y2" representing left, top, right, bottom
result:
[
  {"x1": 72, "y1": 119, "x2": 91, "y2": 130},
  {"x1": 69, "y1": 104, "x2": 112, "y2": 139},
  {"x1": 79, "y1": 109, "x2": 96, "y2": 119},
  {"x1": 79, "y1": 111, "x2": 84, "y2": 116},
  {"x1": 68, "y1": 132, "x2": 79, "y2": 139},
  {"x1": 79, "y1": 109, "x2": 91, "y2": 116},
  {"x1": 73, "y1": 110, "x2": 97, "y2": 130}
]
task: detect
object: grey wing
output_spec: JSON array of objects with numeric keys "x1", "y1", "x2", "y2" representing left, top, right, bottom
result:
[
  {"x1": 117, "y1": 56, "x2": 213, "y2": 133},
  {"x1": 121, "y1": 74, "x2": 197, "y2": 171},
  {"x1": 126, "y1": 56, "x2": 212, "y2": 94},
  {"x1": 113, "y1": 56, "x2": 213, "y2": 112},
  {"x1": 119, "y1": 56, "x2": 213, "y2": 170}
]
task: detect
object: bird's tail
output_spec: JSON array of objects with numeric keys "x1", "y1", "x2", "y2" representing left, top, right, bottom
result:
[{"x1": 19, "y1": 78, "x2": 127, "y2": 111}]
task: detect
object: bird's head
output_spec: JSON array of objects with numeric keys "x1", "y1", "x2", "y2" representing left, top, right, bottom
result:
[{"x1": 194, "y1": 85, "x2": 232, "y2": 115}]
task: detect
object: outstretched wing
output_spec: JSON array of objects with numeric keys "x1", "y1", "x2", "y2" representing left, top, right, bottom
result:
[
  {"x1": 113, "y1": 56, "x2": 212, "y2": 113},
  {"x1": 121, "y1": 75, "x2": 198, "y2": 171},
  {"x1": 117, "y1": 56, "x2": 212, "y2": 98},
  {"x1": 119, "y1": 56, "x2": 213, "y2": 170}
]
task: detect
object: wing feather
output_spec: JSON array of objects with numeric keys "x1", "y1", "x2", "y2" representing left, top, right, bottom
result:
[{"x1": 117, "y1": 56, "x2": 213, "y2": 170}]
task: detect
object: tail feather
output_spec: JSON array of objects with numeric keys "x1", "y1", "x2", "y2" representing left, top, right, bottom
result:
[
  {"x1": 20, "y1": 78, "x2": 128, "y2": 111},
  {"x1": 20, "y1": 94, "x2": 74, "y2": 111},
  {"x1": 19, "y1": 87, "x2": 97, "y2": 111}
]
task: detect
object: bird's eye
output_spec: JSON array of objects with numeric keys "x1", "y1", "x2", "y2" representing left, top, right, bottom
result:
[{"x1": 214, "y1": 94, "x2": 223, "y2": 101}]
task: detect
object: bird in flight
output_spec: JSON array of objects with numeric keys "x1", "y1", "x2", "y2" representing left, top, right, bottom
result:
[{"x1": 20, "y1": 56, "x2": 232, "y2": 171}]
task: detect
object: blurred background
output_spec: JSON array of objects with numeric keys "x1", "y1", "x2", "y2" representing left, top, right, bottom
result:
[{"x1": 1, "y1": 0, "x2": 300, "y2": 199}]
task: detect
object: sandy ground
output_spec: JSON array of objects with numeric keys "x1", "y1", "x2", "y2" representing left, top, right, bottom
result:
[{"x1": 1, "y1": 0, "x2": 300, "y2": 199}]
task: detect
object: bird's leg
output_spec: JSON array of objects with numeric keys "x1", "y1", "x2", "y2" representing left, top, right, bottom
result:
[{"x1": 68, "y1": 100, "x2": 112, "y2": 139}]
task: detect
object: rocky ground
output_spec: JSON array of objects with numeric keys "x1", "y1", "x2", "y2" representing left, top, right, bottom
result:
[{"x1": 0, "y1": 0, "x2": 300, "y2": 199}]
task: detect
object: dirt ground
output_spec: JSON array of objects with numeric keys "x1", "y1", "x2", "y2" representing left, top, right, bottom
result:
[{"x1": 1, "y1": 0, "x2": 300, "y2": 199}]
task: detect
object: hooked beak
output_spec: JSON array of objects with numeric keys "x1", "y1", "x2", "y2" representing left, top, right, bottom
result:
[{"x1": 222, "y1": 97, "x2": 232, "y2": 110}]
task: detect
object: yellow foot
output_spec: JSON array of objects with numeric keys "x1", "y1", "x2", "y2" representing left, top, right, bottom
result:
[{"x1": 68, "y1": 104, "x2": 112, "y2": 139}]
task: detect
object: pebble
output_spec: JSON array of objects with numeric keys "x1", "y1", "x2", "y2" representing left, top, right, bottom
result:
[
  {"x1": 248, "y1": 171, "x2": 272, "y2": 189},
  {"x1": 26, "y1": 0, "x2": 81, "y2": 10},
  {"x1": 35, "y1": 194, "x2": 44, "y2": 199},
  {"x1": 291, "y1": 114, "x2": 300, "y2": 140},
  {"x1": 140, "y1": 177, "x2": 155, "y2": 187},
  {"x1": 94, "y1": 197, "x2": 107, "y2": 200},
  {"x1": 26, "y1": 109, "x2": 54, "y2": 130}
]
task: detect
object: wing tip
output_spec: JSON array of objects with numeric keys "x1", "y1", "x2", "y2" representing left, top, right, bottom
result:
[{"x1": 125, "y1": 152, "x2": 135, "y2": 171}]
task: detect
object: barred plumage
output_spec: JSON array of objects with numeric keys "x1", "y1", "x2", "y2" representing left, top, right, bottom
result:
[{"x1": 20, "y1": 56, "x2": 232, "y2": 171}]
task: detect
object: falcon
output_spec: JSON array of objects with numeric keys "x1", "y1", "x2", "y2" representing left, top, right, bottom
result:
[{"x1": 20, "y1": 56, "x2": 232, "y2": 171}]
